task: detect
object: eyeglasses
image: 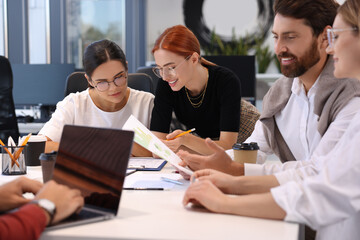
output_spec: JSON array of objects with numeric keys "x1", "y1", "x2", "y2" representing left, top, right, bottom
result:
[
  {"x1": 327, "y1": 27, "x2": 358, "y2": 48},
  {"x1": 92, "y1": 73, "x2": 127, "y2": 92},
  {"x1": 152, "y1": 55, "x2": 191, "y2": 79}
]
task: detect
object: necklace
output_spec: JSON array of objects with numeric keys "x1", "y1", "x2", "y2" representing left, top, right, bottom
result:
[{"x1": 185, "y1": 68, "x2": 209, "y2": 108}]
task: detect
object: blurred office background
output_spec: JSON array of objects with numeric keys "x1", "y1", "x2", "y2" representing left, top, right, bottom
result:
[{"x1": 0, "y1": 0, "x2": 345, "y2": 131}]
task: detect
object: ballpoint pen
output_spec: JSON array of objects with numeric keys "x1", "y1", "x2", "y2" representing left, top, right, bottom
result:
[
  {"x1": 166, "y1": 128, "x2": 196, "y2": 141},
  {"x1": 161, "y1": 177, "x2": 183, "y2": 185}
]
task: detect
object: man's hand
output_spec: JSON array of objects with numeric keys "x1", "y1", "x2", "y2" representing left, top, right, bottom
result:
[
  {"x1": 35, "y1": 180, "x2": 84, "y2": 225},
  {"x1": 0, "y1": 177, "x2": 42, "y2": 212},
  {"x1": 178, "y1": 138, "x2": 240, "y2": 175}
]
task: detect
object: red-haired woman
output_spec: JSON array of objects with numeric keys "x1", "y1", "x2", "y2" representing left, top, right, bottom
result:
[{"x1": 150, "y1": 25, "x2": 241, "y2": 155}]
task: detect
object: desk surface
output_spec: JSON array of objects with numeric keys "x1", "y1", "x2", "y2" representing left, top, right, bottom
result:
[
  {"x1": 0, "y1": 161, "x2": 299, "y2": 240},
  {"x1": 40, "y1": 164, "x2": 298, "y2": 240}
]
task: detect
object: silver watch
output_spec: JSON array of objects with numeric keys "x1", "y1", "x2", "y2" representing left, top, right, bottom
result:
[{"x1": 31, "y1": 199, "x2": 56, "y2": 224}]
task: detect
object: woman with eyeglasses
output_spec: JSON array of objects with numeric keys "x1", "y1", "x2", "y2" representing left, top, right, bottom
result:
[
  {"x1": 150, "y1": 25, "x2": 241, "y2": 155},
  {"x1": 183, "y1": 0, "x2": 360, "y2": 239},
  {"x1": 39, "y1": 39, "x2": 154, "y2": 156}
]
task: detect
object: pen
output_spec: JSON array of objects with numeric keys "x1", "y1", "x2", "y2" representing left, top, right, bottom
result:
[
  {"x1": 161, "y1": 177, "x2": 183, "y2": 185},
  {"x1": 166, "y1": 128, "x2": 196, "y2": 141},
  {"x1": 123, "y1": 187, "x2": 164, "y2": 190}
]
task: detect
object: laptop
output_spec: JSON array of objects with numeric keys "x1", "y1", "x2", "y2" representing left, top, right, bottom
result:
[{"x1": 46, "y1": 125, "x2": 134, "y2": 230}]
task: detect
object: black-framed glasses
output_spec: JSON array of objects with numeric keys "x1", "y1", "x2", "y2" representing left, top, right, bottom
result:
[
  {"x1": 327, "y1": 27, "x2": 358, "y2": 48},
  {"x1": 92, "y1": 73, "x2": 128, "y2": 92},
  {"x1": 152, "y1": 55, "x2": 191, "y2": 79}
]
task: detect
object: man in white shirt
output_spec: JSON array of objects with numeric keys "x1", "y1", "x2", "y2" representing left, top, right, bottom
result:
[{"x1": 178, "y1": 0, "x2": 360, "y2": 178}]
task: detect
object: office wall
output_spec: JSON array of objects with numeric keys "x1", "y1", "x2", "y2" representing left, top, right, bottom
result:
[
  {"x1": 146, "y1": 0, "x2": 346, "y2": 73},
  {"x1": 146, "y1": 0, "x2": 259, "y2": 63}
]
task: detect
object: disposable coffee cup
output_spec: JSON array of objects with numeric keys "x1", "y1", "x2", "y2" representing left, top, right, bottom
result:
[
  {"x1": 26, "y1": 135, "x2": 47, "y2": 166},
  {"x1": 232, "y1": 142, "x2": 259, "y2": 164},
  {"x1": 39, "y1": 151, "x2": 57, "y2": 183}
]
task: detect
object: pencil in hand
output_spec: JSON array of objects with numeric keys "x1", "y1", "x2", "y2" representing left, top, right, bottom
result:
[{"x1": 166, "y1": 128, "x2": 196, "y2": 141}]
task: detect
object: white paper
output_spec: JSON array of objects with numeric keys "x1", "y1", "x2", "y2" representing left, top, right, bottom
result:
[
  {"x1": 123, "y1": 115, "x2": 193, "y2": 175},
  {"x1": 128, "y1": 157, "x2": 166, "y2": 169},
  {"x1": 124, "y1": 173, "x2": 184, "y2": 189}
]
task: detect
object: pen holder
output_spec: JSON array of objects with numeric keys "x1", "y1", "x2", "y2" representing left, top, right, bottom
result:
[{"x1": 1, "y1": 145, "x2": 27, "y2": 175}]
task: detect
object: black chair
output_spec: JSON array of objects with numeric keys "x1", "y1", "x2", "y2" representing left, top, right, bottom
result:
[
  {"x1": 136, "y1": 66, "x2": 160, "y2": 93},
  {"x1": 64, "y1": 72, "x2": 154, "y2": 96},
  {"x1": 204, "y1": 55, "x2": 256, "y2": 104},
  {"x1": 64, "y1": 72, "x2": 89, "y2": 97},
  {"x1": 0, "y1": 56, "x2": 20, "y2": 142},
  {"x1": 128, "y1": 73, "x2": 154, "y2": 94}
]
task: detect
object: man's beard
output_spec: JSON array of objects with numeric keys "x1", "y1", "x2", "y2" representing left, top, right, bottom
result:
[{"x1": 278, "y1": 39, "x2": 320, "y2": 78}]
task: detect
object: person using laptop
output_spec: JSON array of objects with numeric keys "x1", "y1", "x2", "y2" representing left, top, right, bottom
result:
[
  {"x1": 183, "y1": 0, "x2": 360, "y2": 239},
  {"x1": 178, "y1": 0, "x2": 360, "y2": 177},
  {"x1": 0, "y1": 177, "x2": 83, "y2": 240},
  {"x1": 150, "y1": 25, "x2": 241, "y2": 155},
  {"x1": 39, "y1": 39, "x2": 154, "y2": 157}
]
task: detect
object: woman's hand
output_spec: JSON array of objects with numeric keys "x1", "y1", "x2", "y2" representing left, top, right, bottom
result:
[
  {"x1": 191, "y1": 169, "x2": 239, "y2": 194},
  {"x1": 162, "y1": 130, "x2": 186, "y2": 152},
  {"x1": 183, "y1": 179, "x2": 230, "y2": 213}
]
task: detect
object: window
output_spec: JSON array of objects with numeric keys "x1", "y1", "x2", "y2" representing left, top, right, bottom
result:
[
  {"x1": 66, "y1": 0, "x2": 125, "y2": 69},
  {"x1": 28, "y1": 0, "x2": 48, "y2": 63},
  {"x1": 0, "y1": 0, "x2": 5, "y2": 56}
]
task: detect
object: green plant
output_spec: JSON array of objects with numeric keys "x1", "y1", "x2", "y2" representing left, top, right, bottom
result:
[
  {"x1": 254, "y1": 38, "x2": 273, "y2": 73},
  {"x1": 273, "y1": 53, "x2": 281, "y2": 73},
  {"x1": 202, "y1": 28, "x2": 250, "y2": 56}
]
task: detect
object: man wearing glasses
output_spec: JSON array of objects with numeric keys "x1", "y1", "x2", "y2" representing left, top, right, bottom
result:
[{"x1": 179, "y1": 0, "x2": 360, "y2": 179}]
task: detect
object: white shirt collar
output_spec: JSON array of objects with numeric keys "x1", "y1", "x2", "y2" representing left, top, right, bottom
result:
[{"x1": 291, "y1": 76, "x2": 320, "y2": 99}]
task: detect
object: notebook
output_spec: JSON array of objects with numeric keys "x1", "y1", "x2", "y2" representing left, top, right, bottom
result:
[
  {"x1": 128, "y1": 157, "x2": 167, "y2": 171},
  {"x1": 46, "y1": 125, "x2": 134, "y2": 230}
]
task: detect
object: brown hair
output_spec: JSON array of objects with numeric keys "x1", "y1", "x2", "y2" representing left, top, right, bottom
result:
[
  {"x1": 152, "y1": 25, "x2": 215, "y2": 66},
  {"x1": 338, "y1": 0, "x2": 360, "y2": 34},
  {"x1": 273, "y1": 0, "x2": 339, "y2": 36}
]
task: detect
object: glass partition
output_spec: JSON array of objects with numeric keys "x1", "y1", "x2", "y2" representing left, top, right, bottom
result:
[{"x1": 66, "y1": 0, "x2": 125, "y2": 69}]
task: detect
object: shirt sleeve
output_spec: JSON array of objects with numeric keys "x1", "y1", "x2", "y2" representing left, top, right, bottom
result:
[
  {"x1": 0, "y1": 204, "x2": 47, "y2": 240},
  {"x1": 38, "y1": 94, "x2": 76, "y2": 142},
  {"x1": 244, "y1": 120, "x2": 275, "y2": 165},
  {"x1": 150, "y1": 79, "x2": 173, "y2": 133},
  {"x1": 311, "y1": 97, "x2": 360, "y2": 159},
  {"x1": 246, "y1": 97, "x2": 360, "y2": 176},
  {"x1": 270, "y1": 128, "x2": 360, "y2": 230}
]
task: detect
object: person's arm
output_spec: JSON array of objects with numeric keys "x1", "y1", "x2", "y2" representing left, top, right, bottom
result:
[
  {"x1": 131, "y1": 142, "x2": 152, "y2": 157},
  {"x1": 0, "y1": 204, "x2": 47, "y2": 240},
  {"x1": 43, "y1": 136, "x2": 59, "y2": 153},
  {"x1": 177, "y1": 138, "x2": 245, "y2": 175},
  {"x1": 190, "y1": 168, "x2": 280, "y2": 195},
  {"x1": 183, "y1": 179, "x2": 286, "y2": 220},
  {"x1": 39, "y1": 95, "x2": 76, "y2": 148},
  {"x1": 270, "y1": 129, "x2": 360, "y2": 229},
  {"x1": 247, "y1": 97, "x2": 360, "y2": 179},
  {"x1": 165, "y1": 130, "x2": 238, "y2": 155}
]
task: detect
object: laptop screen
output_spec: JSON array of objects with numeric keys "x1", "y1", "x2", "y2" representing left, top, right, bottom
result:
[{"x1": 52, "y1": 125, "x2": 134, "y2": 213}]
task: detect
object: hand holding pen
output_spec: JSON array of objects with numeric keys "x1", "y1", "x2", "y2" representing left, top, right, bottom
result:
[{"x1": 166, "y1": 128, "x2": 196, "y2": 141}]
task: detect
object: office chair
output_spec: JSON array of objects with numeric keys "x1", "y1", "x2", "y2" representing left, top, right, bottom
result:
[
  {"x1": 64, "y1": 72, "x2": 89, "y2": 97},
  {"x1": 204, "y1": 55, "x2": 256, "y2": 104},
  {"x1": 64, "y1": 72, "x2": 154, "y2": 96},
  {"x1": 237, "y1": 99, "x2": 260, "y2": 143},
  {"x1": 0, "y1": 56, "x2": 20, "y2": 142},
  {"x1": 128, "y1": 73, "x2": 154, "y2": 94},
  {"x1": 136, "y1": 66, "x2": 160, "y2": 93}
]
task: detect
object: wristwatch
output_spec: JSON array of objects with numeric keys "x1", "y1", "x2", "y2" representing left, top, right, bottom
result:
[{"x1": 31, "y1": 199, "x2": 56, "y2": 225}]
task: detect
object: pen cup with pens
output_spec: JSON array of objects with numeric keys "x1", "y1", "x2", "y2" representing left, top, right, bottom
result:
[{"x1": 1, "y1": 145, "x2": 27, "y2": 175}]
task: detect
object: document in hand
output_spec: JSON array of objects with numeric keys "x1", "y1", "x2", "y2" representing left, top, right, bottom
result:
[{"x1": 123, "y1": 115, "x2": 193, "y2": 175}]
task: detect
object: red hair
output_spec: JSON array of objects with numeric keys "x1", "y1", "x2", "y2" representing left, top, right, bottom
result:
[{"x1": 152, "y1": 25, "x2": 215, "y2": 66}]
